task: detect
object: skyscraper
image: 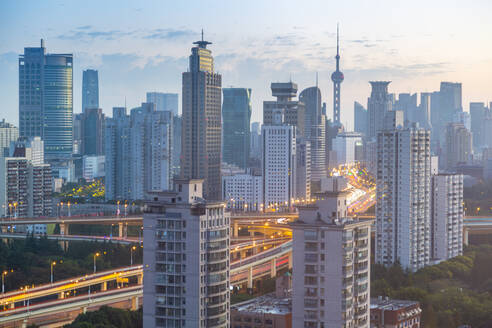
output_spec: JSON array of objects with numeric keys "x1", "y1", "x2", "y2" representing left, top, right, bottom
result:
[
  {"x1": 146, "y1": 92, "x2": 179, "y2": 115},
  {"x1": 81, "y1": 108, "x2": 105, "y2": 156},
  {"x1": 181, "y1": 35, "x2": 222, "y2": 200},
  {"x1": 263, "y1": 82, "x2": 305, "y2": 137},
  {"x1": 354, "y1": 101, "x2": 368, "y2": 136},
  {"x1": 19, "y1": 39, "x2": 73, "y2": 159},
  {"x1": 82, "y1": 69, "x2": 99, "y2": 112},
  {"x1": 367, "y1": 81, "x2": 392, "y2": 139},
  {"x1": 143, "y1": 179, "x2": 230, "y2": 328},
  {"x1": 430, "y1": 82, "x2": 463, "y2": 148},
  {"x1": 470, "y1": 102, "x2": 488, "y2": 149},
  {"x1": 0, "y1": 119, "x2": 19, "y2": 157},
  {"x1": 299, "y1": 86, "x2": 326, "y2": 182},
  {"x1": 376, "y1": 114, "x2": 431, "y2": 271},
  {"x1": 331, "y1": 24, "x2": 344, "y2": 126},
  {"x1": 444, "y1": 122, "x2": 472, "y2": 170},
  {"x1": 222, "y1": 88, "x2": 252, "y2": 169},
  {"x1": 250, "y1": 122, "x2": 262, "y2": 161}
]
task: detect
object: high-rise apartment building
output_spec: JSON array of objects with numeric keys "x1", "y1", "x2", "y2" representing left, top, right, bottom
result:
[
  {"x1": 19, "y1": 39, "x2": 73, "y2": 159},
  {"x1": 299, "y1": 86, "x2": 326, "y2": 182},
  {"x1": 470, "y1": 102, "x2": 488, "y2": 149},
  {"x1": 332, "y1": 132, "x2": 363, "y2": 167},
  {"x1": 250, "y1": 122, "x2": 261, "y2": 161},
  {"x1": 367, "y1": 82, "x2": 392, "y2": 139},
  {"x1": 291, "y1": 197, "x2": 372, "y2": 328},
  {"x1": 181, "y1": 37, "x2": 222, "y2": 200},
  {"x1": 263, "y1": 82, "x2": 306, "y2": 137},
  {"x1": 262, "y1": 110, "x2": 296, "y2": 208},
  {"x1": 376, "y1": 115, "x2": 431, "y2": 271},
  {"x1": 222, "y1": 88, "x2": 252, "y2": 169},
  {"x1": 146, "y1": 92, "x2": 179, "y2": 115},
  {"x1": 82, "y1": 69, "x2": 99, "y2": 112},
  {"x1": 354, "y1": 102, "x2": 368, "y2": 136},
  {"x1": 222, "y1": 172, "x2": 262, "y2": 211},
  {"x1": 81, "y1": 107, "x2": 105, "y2": 156},
  {"x1": 431, "y1": 173, "x2": 463, "y2": 261},
  {"x1": 0, "y1": 119, "x2": 19, "y2": 157},
  {"x1": 444, "y1": 123, "x2": 472, "y2": 171},
  {"x1": 143, "y1": 179, "x2": 230, "y2": 328}
]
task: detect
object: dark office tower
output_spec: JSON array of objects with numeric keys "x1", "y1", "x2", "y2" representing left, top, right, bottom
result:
[
  {"x1": 331, "y1": 24, "x2": 344, "y2": 126},
  {"x1": 299, "y1": 86, "x2": 326, "y2": 181},
  {"x1": 181, "y1": 35, "x2": 222, "y2": 200},
  {"x1": 172, "y1": 115, "x2": 182, "y2": 177},
  {"x1": 470, "y1": 102, "x2": 487, "y2": 149},
  {"x1": 19, "y1": 39, "x2": 73, "y2": 160},
  {"x1": 263, "y1": 82, "x2": 306, "y2": 137},
  {"x1": 222, "y1": 88, "x2": 252, "y2": 169},
  {"x1": 354, "y1": 101, "x2": 368, "y2": 135},
  {"x1": 367, "y1": 81, "x2": 392, "y2": 139},
  {"x1": 82, "y1": 69, "x2": 99, "y2": 112},
  {"x1": 81, "y1": 108, "x2": 105, "y2": 155}
]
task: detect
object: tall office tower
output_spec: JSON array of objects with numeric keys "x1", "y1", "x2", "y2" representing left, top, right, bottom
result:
[
  {"x1": 393, "y1": 93, "x2": 418, "y2": 123},
  {"x1": 262, "y1": 110, "x2": 296, "y2": 208},
  {"x1": 19, "y1": 39, "x2": 73, "y2": 160},
  {"x1": 419, "y1": 93, "x2": 432, "y2": 129},
  {"x1": 263, "y1": 82, "x2": 306, "y2": 137},
  {"x1": 300, "y1": 86, "x2": 326, "y2": 181},
  {"x1": 325, "y1": 119, "x2": 344, "y2": 168},
  {"x1": 332, "y1": 132, "x2": 363, "y2": 166},
  {"x1": 250, "y1": 122, "x2": 261, "y2": 161},
  {"x1": 105, "y1": 107, "x2": 131, "y2": 201},
  {"x1": 376, "y1": 113, "x2": 431, "y2": 271},
  {"x1": 222, "y1": 88, "x2": 252, "y2": 169},
  {"x1": 172, "y1": 115, "x2": 182, "y2": 177},
  {"x1": 0, "y1": 119, "x2": 19, "y2": 157},
  {"x1": 367, "y1": 81, "x2": 392, "y2": 139},
  {"x1": 431, "y1": 173, "x2": 463, "y2": 261},
  {"x1": 81, "y1": 108, "x2": 105, "y2": 156},
  {"x1": 296, "y1": 138, "x2": 311, "y2": 200},
  {"x1": 0, "y1": 141, "x2": 52, "y2": 218},
  {"x1": 222, "y1": 171, "x2": 263, "y2": 211},
  {"x1": 354, "y1": 101, "x2": 368, "y2": 136},
  {"x1": 146, "y1": 92, "x2": 179, "y2": 115},
  {"x1": 143, "y1": 179, "x2": 230, "y2": 328},
  {"x1": 72, "y1": 113, "x2": 83, "y2": 154},
  {"x1": 181, "y1": 36, "x2": 222, "y2": 201},
  {"x1": 444, "y1": 123, "x2": 472, "y2": 171},
  {"x1": 82, "y1": 69, "x2": 99, "y2": 112},
  {"x1": 291, "y1": 197, "x2": 372, "y2": 328},
  {"x1": 130, "y1": 103, "x2": 173, "y2": 200},
  {"x1": 470, "y1": 102, "x2": 487, "y2": 149},
  {"x1": 331, "y1": 24, "x2": 344, "y2": 126},
  {"x1": 453, "y1": 111, "x2": 471, "y2": 131},
  {"x1": 431, "y1": 82, "x2": 463, "y2": 148}
]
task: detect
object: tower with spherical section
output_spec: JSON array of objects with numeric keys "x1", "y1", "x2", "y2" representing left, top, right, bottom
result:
[{"x1": 331, "y1": 24, "x2": 344, "y2": 126}]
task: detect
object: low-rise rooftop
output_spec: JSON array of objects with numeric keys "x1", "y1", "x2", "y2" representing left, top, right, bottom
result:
[{"x1": 231, "y1": 293, "x2": 291, "y2": 315}]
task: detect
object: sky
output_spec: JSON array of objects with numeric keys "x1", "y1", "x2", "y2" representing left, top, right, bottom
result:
[{"x1": 1, "y1": 0, "x2": 492, "y2": 130}]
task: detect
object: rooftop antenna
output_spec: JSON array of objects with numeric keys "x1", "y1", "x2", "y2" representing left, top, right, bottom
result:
[
  {"x1": 201, "y1": 28, "x2": 204, "y2": 42},
  {"x1": 193, "y1": 28, "x2": 212, "y2": 48},
  {"x1": 124, "y1": 96, "x2": 127, "y2": 108}
]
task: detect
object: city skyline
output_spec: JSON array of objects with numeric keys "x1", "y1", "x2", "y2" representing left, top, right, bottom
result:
[{"x1": 2, "y1": 1, "x2": 492, "y2": 129}]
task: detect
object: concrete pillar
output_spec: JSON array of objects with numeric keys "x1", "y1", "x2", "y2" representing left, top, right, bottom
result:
[
  {"x1": 463, "y1": 228, "x2": 469, "y2": 246},
  {"x1": 59, "y1": 223, "x2": 68, "y2": 235},
  {"x1": 1, "y1": 226, "x2": 7, "y2": 234},
  {"x1": 247, "y1": 266, "x2": 253, "y2": 289},
  {"x1": 270, "y1": 258, "x2": 277, "y2": 278},
  {"x1": 233, "y1": 222, "x2": 239, "y2": 238},
  {"x1": 101, "y1": 281, "x2": 107, "y2": 291},
  {"x1": 131, "y1": 295, "x2": 139, "y2": 310},
  {"x1": 58, "y1": 291, "x2": 65, "y2": 299},
  {"x1": 118, "y1": 223, "x2": 124, "y2": 238},
  {"x1": 137, "y1": 273, "x2": 143, "y2": 285},
  {"x1": 8, "y1": 302, "x2": 14, "y2": 310},
  {"x1": 288, "y1": 252, "x2": 293, "y2": 270}
]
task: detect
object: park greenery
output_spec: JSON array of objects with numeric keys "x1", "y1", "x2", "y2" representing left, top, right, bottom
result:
[
  {"x1": 371, "y1": 244, "x2": 492, "y2": 328},
  {"x1": 62, "y1": 306, "x2": 142, "y2": 328},
  {"x1": 0, "y1": 236, "x2": 142, "y2": 293},
  {"x1": 464, "y1": 180, "x2": 492, "y2": 216}
]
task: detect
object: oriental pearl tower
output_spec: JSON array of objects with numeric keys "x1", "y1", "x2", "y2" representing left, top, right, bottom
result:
[{"x1": 331, "y1": 24, "x2": 344, "y2": 126}]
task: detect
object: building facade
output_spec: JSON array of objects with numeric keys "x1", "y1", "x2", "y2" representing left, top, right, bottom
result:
[
  {"x1": 222, "y1": 88, "x2": 252, "y2": 169},
  {"x1": 81, "y1": 107, "x2": 105, "y2": 156},
  {"x1": 82, "y1": 69, "x2": 99, "y2": 112},
  {"x1": 370, "y1": 298, "x2": 421, "y2": 328},
  {"x1": 354, "y1": 102, "x2": 367, "y2": 136},
  {"x1": 367, "y1": 81, "x2": 392, "y2": 139},
  {"x1": 296, "y1": 138, "x2": 311, "y2": 200},
  {"x1": 0, "y1": 120, "x2": 19, "y2": 157},
  {"x1": 181, "y1": 38, "x2": 222, "y2": 201},
  {"x1": 143, "y1": 179, "x2": 230, "y2": 328},
  {"x1": 146, "y1": 92, "x2": 179, "y2": 115},
  {"x1": 332, "y1": 132, "x2": 363, "y2": 167},
  {"x1": 222, "y1": 172, "x2": 262, "y2": 211},
  {"x1": 431, "y1": 173, "x2": 463, "y2": 261},
  {"x1": 444, "y1": 122, "x2": 472, "y2": 171},
  {"x1": 250, "y1": 122, "x2": 262, "y2": 161},
  {"x1": 291, "y1": 199, "x2": 372, "y2": 328}
]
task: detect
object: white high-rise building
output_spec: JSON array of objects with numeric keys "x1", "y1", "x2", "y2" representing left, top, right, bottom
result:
[
  {"x1": 431, "y1": 173, "x2": 464, "y2": 261},
  {"x1": 376, "y1": 115, "x2": 431, "y2": 271},
  {"x1": 0, "y1": 119, "x2": 19, "y2": 157},
  {"x1": 143, "y1": 179, "x2": 230, "y2": 328},
  {"x1": 222, "y1": 172, "x2": 263, "y2": 211},
  {"x1": 332, "y1": 132, "x2": 363, "y2": 167},
  {"x1": 262, "y1": 110, "x2": 296, "y2": 209},
  {"x1": 291, "y1": 195, "x2": 372, "y2": 328}
]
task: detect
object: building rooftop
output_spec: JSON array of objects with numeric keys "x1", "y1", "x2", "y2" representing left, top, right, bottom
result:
[
  {"x1": 231, "y1": 293, "x2": 291, "y2": 315},
  {"x1": 370, "y1": 297, "x2": 419, "y2": 311}
]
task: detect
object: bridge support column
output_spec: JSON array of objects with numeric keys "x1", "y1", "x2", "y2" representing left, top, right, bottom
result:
[
  {"x1": 247, "y1": 266, "x2": 253, "y2": 290},
  {"x1": 463, "y1": 228, "x2": 469, "y2": 246},
  {"x1": 8, "y1": 302, "x2": 14, "y2": 310},
  {"x1": 131, "y1": 295, "x2": 139, "y2": 310},
  {"x1": 1, "y1": 226, "x2": 7, "y2": 234},
  {"x1": 58, "y1": 291, "x2": 65, "y2": 299},
  {"x1": 270, "y1": 258, "x2": 277, "y2": 278},
  {"x1": 137, "y1": 273, "x2": 143, "y2": 285},
  {"x1": 288, "y1": 252, "x2": 292, "y2": 270},
  {"x1": 233, "y1": 222, "x2": 239, "y2": 238},
  {"x1": 118, "y1": 223, "x2": 128, "y2": 238},
  {"x1": 59, "y1": 223, "x2": 69, "y2": 235},
  {"x1": 101, "y1": 281, "x2": 107, "y2": 291}
]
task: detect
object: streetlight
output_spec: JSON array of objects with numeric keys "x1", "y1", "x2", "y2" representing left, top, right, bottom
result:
[
  {"x1": 130, "y1": 245, "x2": 137, "y2": 266},
  {"x1": 2, "y1": 270, "x2": 12, "y2": 294},
  {"x1": 67, "y1": 201, "x2": 71, "y2": 217},
  {"x1": 124, "y1": 202, "x2": 128, "y2": 217},
  {"x1": 50, "y1": 261, "x2": 56, "y2": 285},
  {"x1": 93, "y1": 252, "x2": 100, "y2": 273}
]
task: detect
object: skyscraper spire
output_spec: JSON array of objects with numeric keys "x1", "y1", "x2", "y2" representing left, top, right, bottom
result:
[{"x1": 331, "y1": 23, "x2": 344, "y2": 126}]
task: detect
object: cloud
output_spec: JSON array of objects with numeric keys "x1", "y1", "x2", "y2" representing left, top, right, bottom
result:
[
  {"x1": 76, "y1": 25, "x2": 92, "y2": 30},
  {"x1": 143, "y1": 28, "x2": 195, "y2": 40},
  {"x1": 58, "y1": 29, "x2": 133, "y2": 41}
]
